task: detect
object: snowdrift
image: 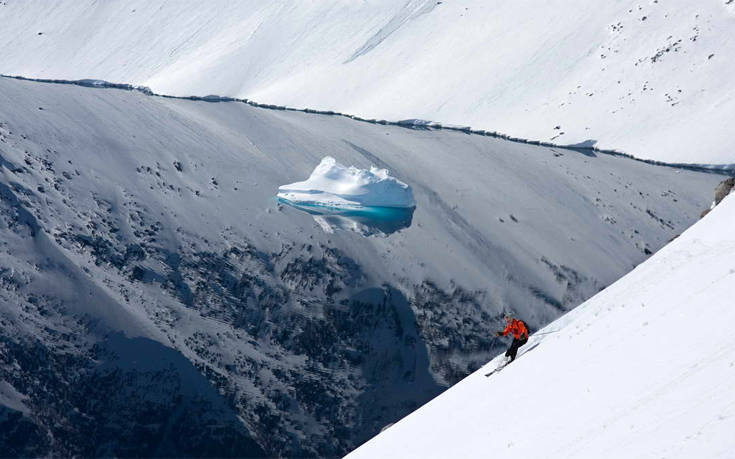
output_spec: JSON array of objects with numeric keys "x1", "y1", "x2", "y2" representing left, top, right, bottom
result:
[
  {"x1": 277, "y1": 156, "x2": 415, "y2": 209},
  {"x1": 1, "y1": 0, "x2": 734, "y2": 164},
  {"x1": 348, "y1": 194, "x2": 735, "y2": 458}
]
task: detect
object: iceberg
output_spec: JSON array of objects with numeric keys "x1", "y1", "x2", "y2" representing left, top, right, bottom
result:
[
  {"x1": 277, "y1": 157, "x2": 416, "y2": 236},
  {"x1": 277, "y1": 157, "x2": 415, "y2": 209}
]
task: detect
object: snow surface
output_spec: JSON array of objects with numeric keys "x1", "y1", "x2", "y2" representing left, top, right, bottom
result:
[
  {"x1": 1, "y1": 0, "x2": 733, "y2": 165},
  {"x1": 349, "y1": 194, "x2": 735, "y2": 459},
  {"x1": 278, "y1": 156, "x2": 415, "y2": 209}
]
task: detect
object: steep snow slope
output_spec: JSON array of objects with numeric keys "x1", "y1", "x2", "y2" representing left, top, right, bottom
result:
[
  {"x1": 349, "y1": 194, "x2": 735, "y2": 458},
  {"x1": 1, "y1": 0, "x2": 734, "y2": 164},
  {"x1": 0, "y1": 77, "x2": 723, "y2": 456}
]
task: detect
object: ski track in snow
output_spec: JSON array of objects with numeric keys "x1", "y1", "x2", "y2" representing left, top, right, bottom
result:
[{"x1": 344, "y1": 0, "x2": 438, "y2": 64}]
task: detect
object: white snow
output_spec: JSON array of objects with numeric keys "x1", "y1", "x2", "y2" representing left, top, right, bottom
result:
[
  {"x1": 1, "y1": 0, "x2": 734, "y2": 165},
  {"x1": 277, "y1": 156, "x2": 415, "y2": 209},
  {"x1": 348, "y1": 194, "x2": 735, "y2": 459}
]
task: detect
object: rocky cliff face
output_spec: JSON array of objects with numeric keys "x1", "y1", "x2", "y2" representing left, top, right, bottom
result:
[
  {"x1": 700, "y1": 177, "x2": 734, "y2": 218},
  {"x1": 0, "y1": 78, "x2": 724, "y2": 456}
]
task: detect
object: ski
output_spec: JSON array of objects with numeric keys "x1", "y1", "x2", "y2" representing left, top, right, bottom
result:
[
  {"x1": 484, "y1": 342, "x2": 542, "y2": 377},
  {"x1": 484, "y1": 361, "x2": 509, "y2": 377}
]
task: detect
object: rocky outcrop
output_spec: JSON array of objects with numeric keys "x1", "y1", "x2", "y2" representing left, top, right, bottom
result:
[{"x1": 701, "y1": 177, "x2": 735, "y2": 218}]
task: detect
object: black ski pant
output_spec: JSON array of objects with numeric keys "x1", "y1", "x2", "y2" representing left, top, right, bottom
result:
[{"x1": 505, "y1": 336, "x2": 528, "y2": 361}]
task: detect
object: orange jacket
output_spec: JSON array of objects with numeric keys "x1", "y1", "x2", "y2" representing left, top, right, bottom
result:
[{"x1": 502, "y1": 319, "x2": 529, "y2": 340}]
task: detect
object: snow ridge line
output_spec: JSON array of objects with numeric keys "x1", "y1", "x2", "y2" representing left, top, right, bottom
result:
[{"x1": 2, "y1": 74, "x2": 732, "y2": 175}]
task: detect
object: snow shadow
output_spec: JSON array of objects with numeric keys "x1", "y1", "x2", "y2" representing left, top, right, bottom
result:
[
  {"x1": 565, "y1": 139, "x2": 599, "y2": 157},
  {"x1": 347, "y1": 286, "x2": 444, "y2": 444},
  {"x1": 88, "y1": 333, "x2": 266, "y2": 457}
]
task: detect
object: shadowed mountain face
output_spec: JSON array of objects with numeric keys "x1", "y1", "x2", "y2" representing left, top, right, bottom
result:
[
  {"x1": 0, "y1": 77, "x2": 724, "y2": 456},
  {"x1": 0, "y1": 334, "x2": 266, "y2": 458}
]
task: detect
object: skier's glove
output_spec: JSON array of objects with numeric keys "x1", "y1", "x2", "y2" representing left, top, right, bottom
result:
[{"x1": 495, "y1": 331, "x2": 502, "y2": 337}]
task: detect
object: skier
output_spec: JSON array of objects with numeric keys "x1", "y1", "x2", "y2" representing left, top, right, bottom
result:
[{"x1": 496, "y1": 314, "x2": 529, "y2": 363}]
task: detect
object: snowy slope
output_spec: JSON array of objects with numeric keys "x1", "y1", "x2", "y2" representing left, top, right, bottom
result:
[
  {"x1": 349, "y1": 194, "x2": 735, "y2": 458},
  {"x1": 0, "y1": 77, "x2": 723, "y2": 456},
  {"x1": 1, "y1": 0, "x2": 734, "y2": 165}
]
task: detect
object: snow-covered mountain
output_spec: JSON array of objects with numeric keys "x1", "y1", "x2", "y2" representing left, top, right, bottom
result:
[
  {"x1": 348, "y1": 190, "x2": 735, "y2": 459},
  {"x1": 0, "y1": 76, "x2": 722, "y2": 456},
  {"x1": 1, "y1": 0, "x2": 734, "y2": 165}
]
